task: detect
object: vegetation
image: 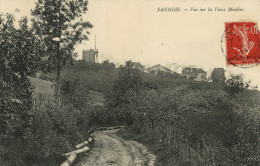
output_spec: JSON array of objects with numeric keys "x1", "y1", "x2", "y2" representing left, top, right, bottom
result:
[
  {"x1": 28, "y1": 77, "x2": 55, "y2": 101},
  {"x1": 0, "y1": 0, "x2": 98, "y2": 165},
  {"x1": 40, "y1": 60, "x2": 119, "y2": 95},
  {"x1": 225, "y1": 74, "x2": 250, "y2": 95},
  {"x1": 0, "y1": 13, "x2": 44, "y2": 165},
  {"x1": 118, "y1": 88, "x2": 259, "y2": 165},
  {"x1": 111, "y1": 62, "x2": 260, "y2": 166},
  {"x1": 0, "y1": 100, "x2": 93, "y2": 166},
  {"x1": 32, "y1": 0, "x2": 93, "y2": 108},
  {"x1": 1, "y1": 1, "x2": 259, "y2": 165},
  {"x1": 107, "y1": 61, "x2": 143, "y2": 108}
]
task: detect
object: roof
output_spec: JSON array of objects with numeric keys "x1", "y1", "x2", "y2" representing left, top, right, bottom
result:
[
  {"x1": 212, "y1": 68, "x2": 225, "y2": 72},
  {"x1": 83, "y1": 49, "x2": 95, "y2": 52},
  {"x1": 147, "y1": 64, "x2": 173, "y2": 73}
]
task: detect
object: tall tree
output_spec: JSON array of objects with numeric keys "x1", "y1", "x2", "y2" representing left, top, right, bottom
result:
[{"x1": 31, "y1": 0, "x2": 93, "y2": 108}]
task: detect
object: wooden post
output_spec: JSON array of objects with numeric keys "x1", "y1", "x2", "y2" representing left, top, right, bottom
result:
[
  {"x1": 75, "y1": 141, "x2": 88, "y2": 149},
  {"x1": 60, "y1": 153, "x2": 77, "y2": 166},
  {"x1": 33, "y1": 98, "x2": 36, "y2": 111},
  {"x1": 63, "y1": 146, "x2": 89, "y2": 157}
]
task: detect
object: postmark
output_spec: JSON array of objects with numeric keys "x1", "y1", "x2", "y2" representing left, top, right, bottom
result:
[{"x1": 221, "y1": 22, "x2": 260, "y2": 68}]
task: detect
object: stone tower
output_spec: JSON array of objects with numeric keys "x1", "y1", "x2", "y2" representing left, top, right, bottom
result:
[
  {"x1": 212, "y1": 68, "x2": 225, "y2": 84},
  {"x1": 82, "y1": 49, "x2": 98, "y2": 63}
]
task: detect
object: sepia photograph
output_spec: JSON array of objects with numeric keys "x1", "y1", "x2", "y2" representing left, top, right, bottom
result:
[{"x1": 0, "y1": 0, "x2": 260, "y2": 165}]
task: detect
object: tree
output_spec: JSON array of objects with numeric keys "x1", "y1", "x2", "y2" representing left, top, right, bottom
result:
[
  {"x1": 31, "y1": 0, "x2": 93, "y2": 108},
  {"x1": 101, "y1": 60, "x2": 116, "y2": 70},
  {"x1": 107, "y1": 61, "x2": 143, "y2": 108},
  {"x1": 0, "y1": 13, "x2": 43, "y2": 138}
]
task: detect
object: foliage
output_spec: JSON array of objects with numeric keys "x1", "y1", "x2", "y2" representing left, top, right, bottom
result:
[
  {"x1": 142, "y1": 72, "x2": 224, "y2": 91},
  {"x1": 31, "y1": 0, "x2": 93, "y2": 107},
  {"x1": 61, "y1": 71, "x2": 89, "y2": 110},
  {"x1": 0, "y1": 13, "x2": 43, "y2": 139},
  {"x1": 0, "y1": 6, "x2": 94, "y2": 165},
  {"x1": 40, "y1": 60, "x2": 119, "y2": 95},
  {"x1": 118, "y1": 87, "x2": 260, "y2": 165},
  {"x1": 42, "y1": 60, "x2": 226, "y2": 98},
  {"x1": 59, "y1": 66, "x2": 117, "y2": 127},
  {"x1": 31, "y1": 0, "x2": 93, "y2": 71},
  {"x1": 225, "y1": 74, "x2": 250, "y2": 95},
  {"x1": 0, "y1": 98, "x2": 92, "y2": 166},
  {"x1": 67, "y1": 60, "x2": 116, "y2": 71},
  {"x1": 107, "y1": 61, "x2": 143, "y2": 108},
  {"x1": 0, "y1": 13, "x2": 79, "y2": 166}
]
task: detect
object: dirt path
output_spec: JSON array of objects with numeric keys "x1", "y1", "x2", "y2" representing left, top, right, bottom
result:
[{"x1": 75, "y1": 129, "x2": 156, "y2": 166}]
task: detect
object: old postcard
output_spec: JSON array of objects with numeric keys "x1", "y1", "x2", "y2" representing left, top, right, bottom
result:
[{"x1": 0, "y1": 0, "x2": 259, "y2": 165}]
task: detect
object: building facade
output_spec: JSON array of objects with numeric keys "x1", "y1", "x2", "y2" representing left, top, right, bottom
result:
[{"x1": 182, "y1": 67, "x2": 207, "y2": 81}]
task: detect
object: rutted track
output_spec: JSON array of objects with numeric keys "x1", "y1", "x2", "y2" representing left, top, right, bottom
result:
[{"x1": 75, "y1": 129, "x2": 156, "y2": 166}]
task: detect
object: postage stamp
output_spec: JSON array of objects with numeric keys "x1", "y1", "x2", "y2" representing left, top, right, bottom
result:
[{"x1": 224, "y1": 22, "x2": 260, "y2": 67}]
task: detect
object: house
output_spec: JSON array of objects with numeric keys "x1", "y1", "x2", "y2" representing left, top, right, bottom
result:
[
  {"x1": 146, "y1": 64, "x2": 173, "y2": 74},
  {"x1": 146, "y1": 64, "x2": 181, "y2": 78},
  {"x1": 182, "y1": 67, "x2": 207, "y2": 81}
]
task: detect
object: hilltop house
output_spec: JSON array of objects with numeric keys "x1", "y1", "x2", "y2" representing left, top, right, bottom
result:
[
  {"x1": 182, "y1": 67, "x2": 207, "y2": 81},
  {"x1": 146, "y1": 64, "x2": 170, "y2": 73}
]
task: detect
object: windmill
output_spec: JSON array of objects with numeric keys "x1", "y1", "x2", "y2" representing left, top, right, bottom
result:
[{"x1": 82, "y1": 34, "x2": 98, "y2": 63}]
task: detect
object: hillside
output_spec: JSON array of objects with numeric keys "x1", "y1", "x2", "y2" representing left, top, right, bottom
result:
[
  {"x1": 38, "y1": 60, "x2": 119, "y2": 95},
  {"x1": 28, "y1": 76, "x2": 55, "y2": 101},
  {"x1": 28, "y1": 76, "x2": 106, "y2": 105},
  {"x1": 33, "y1": 60, "x2": 260, "y2": 107}
]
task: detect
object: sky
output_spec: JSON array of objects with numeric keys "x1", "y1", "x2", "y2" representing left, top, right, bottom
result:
[{"x1": 0, "y1": 0, "x2": 260, "y2": 87}]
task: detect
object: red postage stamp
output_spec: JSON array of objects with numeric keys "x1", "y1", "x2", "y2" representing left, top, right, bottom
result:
[{"x1": 225, "y1": 22, "x2": 260, "y2": 66}]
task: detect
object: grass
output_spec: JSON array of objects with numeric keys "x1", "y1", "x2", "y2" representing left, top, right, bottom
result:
[
  {"x1": 28, "y1": 76, "x2": 55, "y2": 102},
  {"x1": 28, "y1": 76, "x2": 106, "y2": 105}
]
